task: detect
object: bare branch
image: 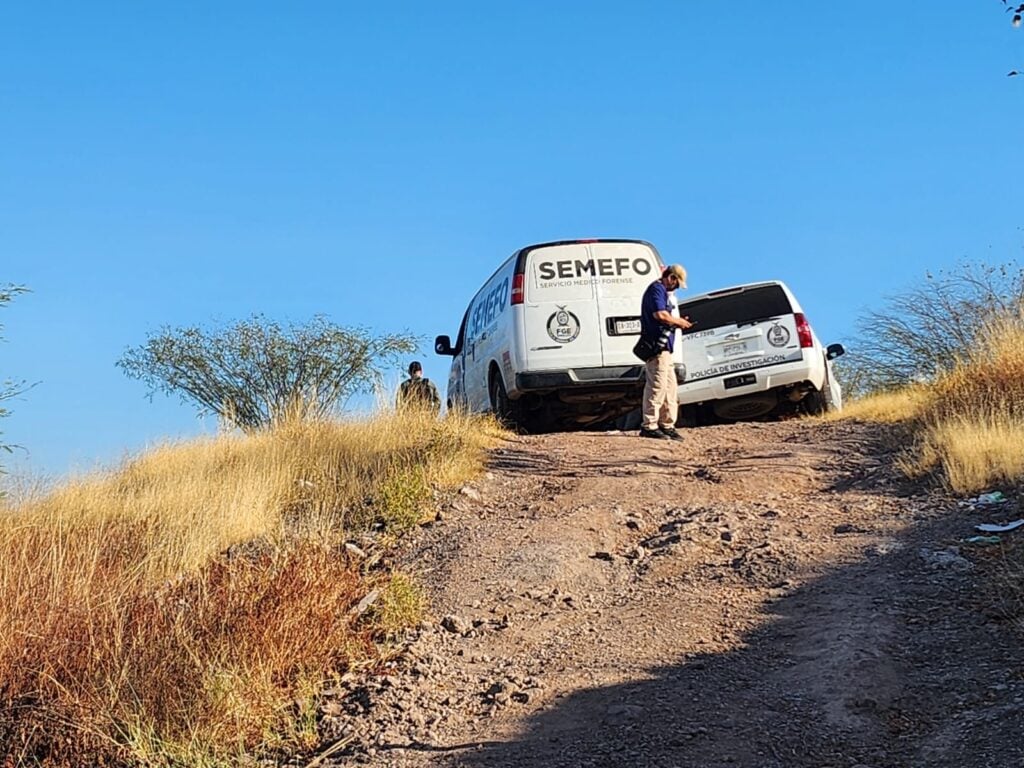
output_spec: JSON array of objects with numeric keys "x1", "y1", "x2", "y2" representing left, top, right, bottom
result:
[
  {"x1": 1, "y1": 284, "x2": 32, "y2": 468},
  {"x1": 838, "y1": 261, "x2": 1024, "y2": 397}
]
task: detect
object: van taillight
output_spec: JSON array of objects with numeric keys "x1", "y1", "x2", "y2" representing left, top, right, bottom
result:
[
  {"x1": 511, "y1": 273, "x2": 525, "y2": 305},
  {"x1": 794, "y1": 313, "x2": 813, "y2": 348}
]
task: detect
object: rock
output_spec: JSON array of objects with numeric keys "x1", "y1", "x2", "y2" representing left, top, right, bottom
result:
[
  {"x1": 351, "y1": 589, "x2": 380, "y2": 616},
  {"x1": 868, "y1": 540, "x2": 905, "y2": 557},
  {"x1": 460, "y1": 486, "x2": 482, "y2": 501},
  {"x1": 345, "y1": 542, "x2": 368, "y2": 559},
  {"x1": 919, "y1": 547, "x2": 974, "y2": 572},
  {"x1": 441, "y1": 614, "x2": 471, "y2": 635},
  {"x1": 319, "y1": 699, "x2": 343, "y2": 717},
  {"x1": 485, "y1": 681, "x2": 516, "y2": 706},
  {"x1": 693, "y1": 467, "x2": 723, "y2": 483},
  {"x1": 833, "y1": 523, "x2": 865, "y2": 535}
]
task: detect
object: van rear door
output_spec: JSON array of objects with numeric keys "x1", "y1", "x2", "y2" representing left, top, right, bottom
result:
[
  {"x1": 590, "y1": 241, "x2": 663, "y2": 366},
  {"x1": 678, "y1": 283, "x2": 804, "y2": 384},
  {"x1": 522, "y1": 243, "x2": 602, "y2": 371}
]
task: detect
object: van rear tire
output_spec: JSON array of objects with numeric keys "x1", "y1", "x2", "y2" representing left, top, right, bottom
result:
[
  {"x1": 489, "y1": 372, "x2": 522, "y2": 430},
  {"x1": 677, "y1": 403, "x2": 715, "y2": 427}
]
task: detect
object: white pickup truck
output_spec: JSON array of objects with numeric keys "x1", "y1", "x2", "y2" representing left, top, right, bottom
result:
[{"x1": 675, "y1": 280, "x2": 845, "y2": 424}]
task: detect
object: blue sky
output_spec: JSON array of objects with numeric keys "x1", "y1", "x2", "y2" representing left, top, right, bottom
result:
[{"x1": 2, "y1": 1, "x2": 1022, "y2": 476}]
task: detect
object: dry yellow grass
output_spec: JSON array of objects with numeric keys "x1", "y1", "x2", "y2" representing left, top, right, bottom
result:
[
  {"x1": 903, "y1": 415, "x2": 1024, "y2": 493},
  {"x1": 909, "y1": 315, "x2": 1024, "y2": 493},
  {"x1": 827, "y1": 386, "x2": 930, "y2": 424},
  {"x1": 0, "y1": 409, "x2": 500, "y2": 766},
  {"x1": 837, "y1": 314, "x2": 1024, "y2": 494}
]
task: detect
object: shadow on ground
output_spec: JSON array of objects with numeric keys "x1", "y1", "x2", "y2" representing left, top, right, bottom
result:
[
  {"x1": 437, "y1": 511, "x2": 1024, "y2": 767},
  {"x1": 420, "y1": 423, "x2": 1024, "y2": 768}
]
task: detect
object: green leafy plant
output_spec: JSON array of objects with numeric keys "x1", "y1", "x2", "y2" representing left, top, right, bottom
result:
[{"x1": 119, "y1": 315, "x2": 417, "y2": 430}]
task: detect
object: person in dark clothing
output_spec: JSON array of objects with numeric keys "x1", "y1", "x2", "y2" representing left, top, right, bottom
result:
[
  {"x1": 638, "y1": 264, "x2": 693, "y2": 440},
  {"x1": 397, "y1": 361, "x2": 441, "y2": 413}
]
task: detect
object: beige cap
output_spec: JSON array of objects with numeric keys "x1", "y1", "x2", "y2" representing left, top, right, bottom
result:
[{"x1": 664, "y1": 264, "x2": 687, "y2": 288}]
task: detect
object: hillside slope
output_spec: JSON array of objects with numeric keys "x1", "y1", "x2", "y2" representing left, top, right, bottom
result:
[{"x1": 320, "y1": 420, "x2": 1023, "y2": 768}]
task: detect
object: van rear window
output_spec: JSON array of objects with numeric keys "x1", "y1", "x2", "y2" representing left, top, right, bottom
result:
[{"x1": 679, "y1": 285, "x2": 793, "y2": 334}]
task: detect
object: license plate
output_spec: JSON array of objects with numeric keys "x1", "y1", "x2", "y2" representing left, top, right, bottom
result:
[
  {"x1": 614, "y1": 318, "x2": 641, "y2": 334},
  {"x1": 724, "y1": 373, "x2": 756, "y2": 389},
  {"x1": 723, "y1": 341, "x2": 748, "y2": 357}
]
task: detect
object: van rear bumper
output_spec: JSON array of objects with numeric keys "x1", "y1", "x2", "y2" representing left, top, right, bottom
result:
[{"x1": 516, "y1": 365, "x2": 686, "y2": 392}]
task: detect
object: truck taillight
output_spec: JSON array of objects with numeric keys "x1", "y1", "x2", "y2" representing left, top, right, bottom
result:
[
  {"x1": 511, "y1": 273, "x2": 524, "y2": 305},
  {"x1": 794, "y1": 313, "x2": 814, "y2": 348}
]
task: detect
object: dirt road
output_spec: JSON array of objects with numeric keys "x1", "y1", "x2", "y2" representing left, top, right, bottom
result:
[{"x1": 322, "y1": 419, "x2": 1024, "y2": 768}]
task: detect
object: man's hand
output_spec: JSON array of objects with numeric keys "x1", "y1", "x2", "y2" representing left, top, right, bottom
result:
[{"x1": 654, "y1": 309, "x2": 694, "y2": 330}]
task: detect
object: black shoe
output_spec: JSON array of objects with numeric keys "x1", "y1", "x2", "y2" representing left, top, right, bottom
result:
[
  {"x1": 659, "y1": 426, "x2": 684, "y2": 441},
  {"x1": 639, "y1": 427, "x2": 671, "y2": 439}
]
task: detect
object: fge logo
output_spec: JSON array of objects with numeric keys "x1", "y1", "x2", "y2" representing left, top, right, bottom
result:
[
  {"x1": 546, "y1": 307, "x2": 580, "y2": 343},
  {"x1": 767, "y1": 324, "x2": 791, "y2": 347}
]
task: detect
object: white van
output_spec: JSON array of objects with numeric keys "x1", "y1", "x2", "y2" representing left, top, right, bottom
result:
[
  {"x1": 675, "y1": 280, "x2": 845, "y2": 423},
  {"x1": 435, "y1": 239, "x2": 683, "y2": 431}
]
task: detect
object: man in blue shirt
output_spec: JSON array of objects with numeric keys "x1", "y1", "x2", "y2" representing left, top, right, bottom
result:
[{"x1": 639, "y1": 264, "x2": 693, "y2": 440}]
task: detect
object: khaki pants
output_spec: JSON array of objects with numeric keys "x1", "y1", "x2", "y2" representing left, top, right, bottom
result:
[{"x1": 642, "y1": 351, "x2": 678, "y2": 430}]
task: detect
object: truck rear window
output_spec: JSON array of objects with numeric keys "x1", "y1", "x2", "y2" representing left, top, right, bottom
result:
[{"x1": 679, "y1": 285, "x2": 793, "y2": 334}]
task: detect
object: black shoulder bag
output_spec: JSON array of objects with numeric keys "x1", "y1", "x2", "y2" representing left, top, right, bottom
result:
[{"x1": 632, "y1": 336, "x2": 661, "y2": 362}]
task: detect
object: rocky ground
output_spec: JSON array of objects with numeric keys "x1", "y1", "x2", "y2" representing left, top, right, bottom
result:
[{"x1": 310, "y1": 419, "x2": 1024, "y2": 768}]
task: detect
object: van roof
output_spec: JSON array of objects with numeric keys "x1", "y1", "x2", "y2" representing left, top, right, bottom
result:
[{"x1": 519, "y1": 237, "x2": 655, "y2": 251}]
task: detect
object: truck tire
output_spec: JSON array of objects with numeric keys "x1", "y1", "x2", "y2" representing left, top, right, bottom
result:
[
  {"x1": 803, "y1": 388, "x2": 828, "y2": 416},
  {"x1": 804, "y1": 354, "x2": 834, "y2": 416}
]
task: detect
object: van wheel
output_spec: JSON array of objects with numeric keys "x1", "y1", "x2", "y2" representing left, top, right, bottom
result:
[
  {"x1": 678, "y1": 403, "x2": 714, "y2": 427},
  {"x1": 677, "y1": 404, "x2": 699, "y2": 428},
  {"x1": 489, "y1": 372, "x2": 518, "y2": 429},
  {"x1": 617, "y1": 409, "x2": 643, "y2": 431}
]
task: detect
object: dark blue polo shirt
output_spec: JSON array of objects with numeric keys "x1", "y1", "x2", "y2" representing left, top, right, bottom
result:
[{"x1": 640, "y1": 279, "x2": 674, "y2": 354}]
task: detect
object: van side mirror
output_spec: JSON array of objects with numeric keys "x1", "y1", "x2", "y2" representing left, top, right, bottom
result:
[
  {"x1": 826, "y1": 343, "x2": 845, "y2": 361},
  {"x1": 435, "y1": 335, "x2": 454, "y2": 356}
]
